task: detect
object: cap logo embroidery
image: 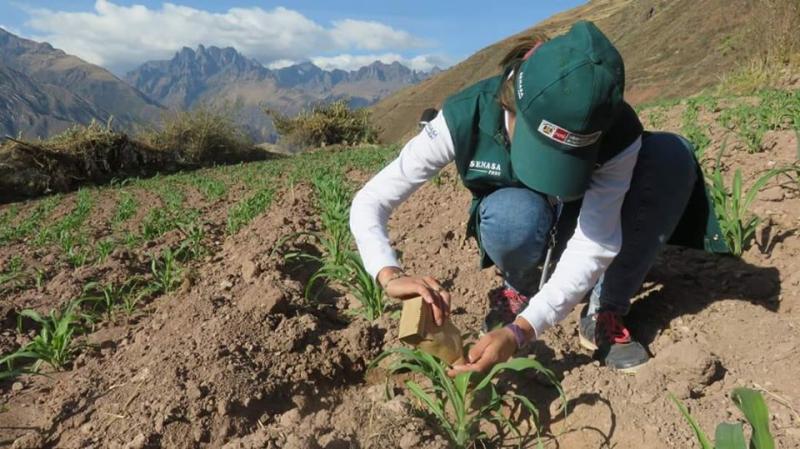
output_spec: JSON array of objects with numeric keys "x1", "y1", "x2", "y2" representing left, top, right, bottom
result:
[
  {"x1": 517, "y1": 71, "x2": 525, "y2": 100},
  {"x1": 537, "y1": 119, "x2": 602, "y2": 148}
]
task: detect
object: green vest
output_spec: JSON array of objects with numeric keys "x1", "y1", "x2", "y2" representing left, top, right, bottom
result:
[{"x1": 441, "y1": 76, "x2": 730, "y2": 268}]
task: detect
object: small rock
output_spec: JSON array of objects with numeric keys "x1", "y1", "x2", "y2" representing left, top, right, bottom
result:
[
  {"x1": 11, "y1": 382, "x2": 24, "y2": 392},
  {"x1": 241, "y1": 260, "x2": 261, "y2": 283},
  {"x1": 399, "y1": 431, "x2": 421, "y2": 449},
  {"x1": 280, "y1": 408, "x2": 302, "y2": 428},
  {"x1": 186, "y1": 382, "x2": 204, "y2": 400},
  {"x1": 220, "y1": 280, "x2": 234, "y2": 290},
  {"x1": 124, "y1": 433, "x2": 147, "y2": 449}
]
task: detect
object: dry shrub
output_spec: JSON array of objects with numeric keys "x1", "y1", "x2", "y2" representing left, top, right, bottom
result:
[
  {"x1": 266, "y1": 100, "x2": 380, "y2": 151},
  {"x1": 141, "y1": 105, "x2": 255, "y2": 164},
  {"x1": 720, "y1": 0, "x2": 800, "y2": 94},
  {"x1": 0, "y1": 120, "x2": 176, "y2": 201}
]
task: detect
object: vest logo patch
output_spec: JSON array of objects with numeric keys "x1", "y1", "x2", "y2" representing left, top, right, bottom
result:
[
  {"x1": 469, "y1": 160, "x2": 502, "y2": 177},
  {"x1": 538, "y1": 119, "x2": 602, "y2": 148}
]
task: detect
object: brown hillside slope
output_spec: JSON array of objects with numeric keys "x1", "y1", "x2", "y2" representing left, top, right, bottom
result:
[
  {"x1": 372, "y1": 0, "x2": 796, "y2": 142},
  {"x1": 0, "y1": 28, "x2": 164, "y2": 138}
]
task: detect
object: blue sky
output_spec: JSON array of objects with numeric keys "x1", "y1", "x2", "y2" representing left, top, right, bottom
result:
[{"x1": 0, "y1": 0, "x2": 585, "y2": 74}]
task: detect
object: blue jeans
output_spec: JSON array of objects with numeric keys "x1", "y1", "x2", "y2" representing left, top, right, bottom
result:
[{"x1": 478, "y1": 133, "x2": 698, "y2": 315}]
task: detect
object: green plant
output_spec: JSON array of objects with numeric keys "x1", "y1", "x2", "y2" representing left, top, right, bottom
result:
[
  {"x1": 718, "y1": 89, "x2": 799, "y2": 153},
  {"x1": 59, "y1": 229, "x2": 91, "y2": 267},
  {"x1": 345, "y1": 252, "x2": 386, "y2": 320},
  {"x1": 177, "y1": 221, "x2": 207, "y2": 260},
  {"x1": 0, "y1": 300, "x2": 88, "y2": 377},
  {"x1": 0, "y1": 205, "x2": 19, "y2": 236},
  {"x1": 706, "y1": 146, "x2": 785, "y2": 255},
  {"x1": 113, "y1": 190, "x2": 139, "y2": 225},
  {"x1": 646, "y1": 107, "x2": 667, "y2": 130},
  {"x1": 267, "y1": 99, "x2": 380, "y2": 150},
  {"x1": 227, "y1": 188, "x2": 274, "y2": 235},
  {"x1": 189, "y1": 174, "x2": 228, "y2": 200},
  {"x1": 682, "y1": 98, "x2": 712, "y2": 160},
  {"x1": 0, "y1": 256, "x2": 27, "y2": 292},
  {"x1": 115, "y1": 278, "x2": 157, "y2": 316},
  {"x1": 0, "y1": 196, "x2": 59, "y2": 245},
  {"x1": 671, "y1": 388, "x2": 774, "y2": 449},
  {"x1": 33, "y1": 268, "x2": 46, "y2": 289},
  {"x1": 36, "y1": 189, "x2": 94, "y2": 246},
  {"x1": 80, "y1": 281, "x2": 124, "y2": 320},
  {"x1": 372, "y1": 348, "x2": 563, "y2": 448},
  {"x1": 279, "y1": 170, "x2": 389, "y2": 319},
  {"x1": 95, "y1": 238, "x2": 116, "y2": 263},
  {"x1": 150, "y1": 248, "x2": 182, "y2": 294}
]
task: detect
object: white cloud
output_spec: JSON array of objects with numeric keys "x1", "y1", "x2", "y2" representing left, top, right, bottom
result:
[
  {"x1": 312, "y1": 53, "x2": 450, "y2": 72},
  {"x1": 267, "y1": 59, "x2": 299, "y2": 70},
  {"x1": 23, "y1": 0, "x2": 432, "y2": 73}
]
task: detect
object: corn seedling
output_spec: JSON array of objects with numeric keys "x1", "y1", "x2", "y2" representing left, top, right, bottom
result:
[
  {"x1": 140, "y1": 207, "x2": 177, "y2": 240},
  {"x1": 718, "y1": 89, "x2": 799, "y2": 153},
  {"x1": 190, "y1": 175, "x2": 228, "y2": 200},
  {"x1": 59, "y1": 229, "x2": 91, "y2": 267},
  {"x1": 150, "y1": 248, "x2": 182, "y2": 294},
  {"x1": 177, "y1": 221, "x2": 207, "y2": 260},
  {"x1": 227, "y1": 188, "x2": 274, "y2": 235},
  {"x1": 36, "y1": 189, "x2": 94, "y2": 246},
  {"x1": 95, "y1": 238, "x2": 116, "y2": 263},
  {"x1": 344, "y1": 251, "x2": 386, "y2": 320},
  {"x1": 671, "y1": 388, "x2": 774, "y2": 449},
  {"x1": 33, "y1": 268, "x2": 46, "y2": 289},
  {"x1": 0, "y1": 300, "x2": 88, "y2": 377},
  {"x1": 80, "y1": 281, "x2": 125, "y2": 320},
  {"x1": 0, "y1": 196, "x2": 59, "y2": 245},
  {"x1": 372, "y1": 348, "x2": 563, "y2": 448},
  {"x1": 279, "y1": 170, "x2": 387, "y2": 318},
  {"x1": 706, "y1": 146, "x2": 785, "y2": 255},
  {"x1": 116, "y1": 278, "x2": 158, "y2": 316},
  {"x1": 682, "y1": 98, "x2": 712, "y2": 161},
  {"x1": 112, "y1": 190, "x2": 139, "y2": 225},
  {"x1": 0, "y1": 256, "x2": 27, "y2": 292},
  {"x1": 0, "y1": 205, "x2": 19, "y2": 238}
]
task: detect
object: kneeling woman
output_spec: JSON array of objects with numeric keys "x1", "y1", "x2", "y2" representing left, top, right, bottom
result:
[{"x1": 350, "y1": 21, "x2": 728, "y2": 374}]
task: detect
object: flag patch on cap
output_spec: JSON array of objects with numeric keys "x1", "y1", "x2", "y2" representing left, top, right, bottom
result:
[{"x1": 538, "y1": 120, "x2": 602, "y2": 148}]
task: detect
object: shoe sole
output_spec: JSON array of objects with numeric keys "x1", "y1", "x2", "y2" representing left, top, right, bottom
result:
[
  {"x1": 578, "y1": 335, "x2": 647, "y2": 374},
  {"x1": 578, "y1": 334, "x2": 598, "y2": 351}
]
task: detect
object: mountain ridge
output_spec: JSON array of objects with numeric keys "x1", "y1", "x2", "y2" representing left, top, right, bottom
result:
[
  {"x1": 0, "y1": 27, "x2": 163, "y2": 138},
  {"x1": 126, "y1": 45, "x2": 436, "y2": 141}
]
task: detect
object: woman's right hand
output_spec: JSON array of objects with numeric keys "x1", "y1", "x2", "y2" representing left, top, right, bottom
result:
[{"x1": 377, "y1": 267, "x2": 451, "y2": 326}]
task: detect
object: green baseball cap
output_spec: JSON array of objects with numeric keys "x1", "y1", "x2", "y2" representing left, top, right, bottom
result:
[{"x1": 511, "y1": 21, "x2": 625, "y2": 198}]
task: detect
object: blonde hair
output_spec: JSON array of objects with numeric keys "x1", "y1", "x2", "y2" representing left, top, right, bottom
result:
[{"x1": 498, "y1": 32, "x2": 550, "y2": 114}]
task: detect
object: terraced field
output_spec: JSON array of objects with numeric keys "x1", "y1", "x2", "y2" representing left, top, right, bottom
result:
[{"x1": 0, "y1": 89, "x2": 799, "y2": 448}]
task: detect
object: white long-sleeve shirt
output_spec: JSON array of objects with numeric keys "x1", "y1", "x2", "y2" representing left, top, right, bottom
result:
[{"x1": 350, "y1": 111, "x2": 641, "y2": 336}]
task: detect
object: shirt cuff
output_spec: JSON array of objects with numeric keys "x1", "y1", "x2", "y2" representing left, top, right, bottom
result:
[
  {"x1": 363, "y1": 249, "x2": 401, "y2": 280},
  {"x1": 517, "y1": 290, "x2": 559, "y2": 337}
]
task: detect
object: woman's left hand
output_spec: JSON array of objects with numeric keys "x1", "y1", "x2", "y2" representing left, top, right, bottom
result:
[{"x1": 447, "y1": 327, "x2": 518, "y2": 377}]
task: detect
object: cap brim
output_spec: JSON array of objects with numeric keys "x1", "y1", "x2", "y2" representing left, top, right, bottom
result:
[{"x1": 510, "y1": 115, "x2": 599, "y2": 198}]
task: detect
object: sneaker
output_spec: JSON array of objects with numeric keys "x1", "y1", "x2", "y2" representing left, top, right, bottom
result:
[
  {"x1": 578, "y1": 309, "x2": 649, "y2": 373},
  {"x1": 483, "y1": 287, "x2": 530, "y2": 333}
]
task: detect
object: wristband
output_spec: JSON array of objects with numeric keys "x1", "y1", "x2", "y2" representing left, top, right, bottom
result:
[
  {"x1": 380, "y1": 270, "x2": 406, "y2": 290},
  {"x1": 505, "y1": 323, "x2": 528, "y2": 350}
]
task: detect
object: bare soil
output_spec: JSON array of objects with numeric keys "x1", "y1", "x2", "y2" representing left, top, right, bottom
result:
[{"x1": 1, "y1": 102, "x2": 799, "y2": 448}]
